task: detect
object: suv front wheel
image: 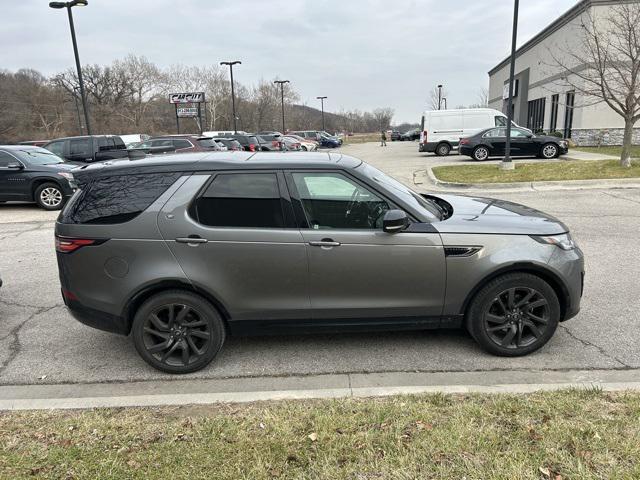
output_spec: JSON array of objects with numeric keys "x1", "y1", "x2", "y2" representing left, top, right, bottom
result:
[
  {"x1": 466, "y1": 273, "x2": 560, "y2": 356},
  {"x1": 35, "y1": 182, "x2": 64, "y2": 210},
  {"x1": 132, "y1": 290, "x2": 226, "y2": 373}
]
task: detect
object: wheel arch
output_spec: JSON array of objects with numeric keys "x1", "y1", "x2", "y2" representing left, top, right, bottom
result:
[
  {"x1": 30, "y1": 177, "x2": 63, "y2": 201},
  {"x1": 460, "y1": 262, "x2": 570, "y2": 321},
  {"x1": 122, "y1": 280, "x2": 232, "y2": 334}
]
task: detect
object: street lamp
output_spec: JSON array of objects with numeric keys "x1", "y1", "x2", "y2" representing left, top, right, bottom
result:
[
  {"x1": 49, "y1": 0, "x2": 92, "y2": 135},
  {"x1": 501, "y1": 0, "x2": 519, "y2": 171},
  {"x1": 220, "y1": 60, "x2": 241, "y2": 134},
  {"x1": 437, "y1": 84, "x2": 443, "y2": 110},
  {"x1": 316, "y1": 96, "x2": 327, "y2": 132},
  {"x1": 274, "y1": 80, "x2": 290, "y2": 133}
]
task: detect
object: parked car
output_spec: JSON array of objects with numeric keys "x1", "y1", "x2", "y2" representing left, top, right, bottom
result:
[
  {"x1": 0, "y1": 146, "x2": 75, "y2": 210},
  {"x1": 389, "y1": 130, "x2": 401, "y2": 141},
  {"x1": 400, "y1": 128, "x2": 420, "y2": 141},
  {"x1": 203, "y1": 130, "x2": 248, "y2": 137},
  {"x1": 256, "y1": 135, "x2": 283, "y2": 151},
  {"x1": 459, "y1": 127, "x2": 569, "y2": 161},
  {"x1": 285, "y1": 134, "x2": 318, "y2": 151},
  {"x1": 148, "y1": 135, "x2": 224, "y2": 153},
  {"x1": 256, "y1": 131, "x2": 283, "y2": 136},
  {"x1": 290, "y1": 130, "x2": 322, "y2": 143},
  {"x1": 55, "y1": 151, "x2": 584, "y2": 373},
  {"x1": 211, "y1": 138, "x2": 244, "y2": 151},
  {"x1": 320, "y1": 131, "x2": 343, "y2": 145},
  {"x1": 43, "y1": 135, "x2": 134, "y2": 164},
  {"x1": 280, "y1": 136, "x2": 301, "y2": 151},
  {"x1": 228, "y1": 134, "x2": 261, "y2": 152},
  {"x1": 128, "y1": 139, "x2": 176, "y2": 156},
  {"x1": 318, "y1": 132, "x2": 341, "y2": 148},
  {"x1": 419, "y1": 108, "x2": 529, "y2": 156}
]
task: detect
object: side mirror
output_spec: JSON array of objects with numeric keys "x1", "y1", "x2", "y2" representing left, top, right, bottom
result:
[
  {"x1": 382, "y1": 209, "x2": 409, "y2": 233},
  {"x1": 7, "y1": 162, "x2": 23, "y2": 170}
]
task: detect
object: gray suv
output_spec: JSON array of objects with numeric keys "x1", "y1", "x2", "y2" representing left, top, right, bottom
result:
[{"x1": 55, "y1": 152, "x2": 584, "y2": 373}]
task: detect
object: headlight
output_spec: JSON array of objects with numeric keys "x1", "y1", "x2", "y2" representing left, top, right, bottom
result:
[
  {"x1": 58, "y1": 172, "x2": 74, "y2": 181},
  {"x1": 531, "y1": 233, "x2": 576, "y2": 250},
  {"x1": 559, "y1": 141, "x2": 568, "y2": 147}
]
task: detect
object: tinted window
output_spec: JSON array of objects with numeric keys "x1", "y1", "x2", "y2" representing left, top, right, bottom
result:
[
  {"x1": 484, "y1": 128, "x2": 506, "y2": 138},
  {"x1": 196, "y1": 139, "x2": 218, "y2": 148},
  {"x1": 291, "y1": 172, "x2": 389, "y2": 230},
  {"x1": 193, "y1": 173, "x2": 284, "y2": 228},
  {"x1": 511, "y1": 129, "x2": 530, "y2": 138},
  {"x1": 97, "y1": 137, "x2": 116, "y2": 151},
  {"x1": 151, "y1": 139, "x2": 173, "y2": 147},
  {"x1": 69, "y1": 138, "x2": 91, "y2": 157},
  {"x1": 0, "y1": 151, "x2": 16, "y2": 167},
  {"x1": 60, "y1": 173, "x2": 181, "y2": 224},
  {"x1": 173, "y1": 139, "x2": 192, "y2": 149},
  {"x1": 46, "y1": 140, "x2": 65, "y2": 156}
]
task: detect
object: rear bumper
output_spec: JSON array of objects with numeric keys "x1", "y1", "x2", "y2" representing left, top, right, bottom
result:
[
  {"x1": 63, "y1": 292, "x2": 129, "y2": 335},
  {"x1": 459, "y1": 145, "x2": 474, "y2": 156},
  {"x1": 419, "y1": 142, "x2": 437, "y2": 153}
]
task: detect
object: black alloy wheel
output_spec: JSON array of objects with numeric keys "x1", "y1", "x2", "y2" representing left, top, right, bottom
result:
[
  {"x1": 132, "y1": 291, "x2": 225, "y2": 373},
  {"x1": 466, "y1": 273, "x2": 560, "y2": 356},
  {"x1": 483, "y1": 287, "x2": 550, "y2": 349}
]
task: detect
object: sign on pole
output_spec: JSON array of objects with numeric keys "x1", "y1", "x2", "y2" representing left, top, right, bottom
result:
[
  {"x1": 169, "y1": 92, "x2": 205, "y2": 104},
  {"x1": 170, "y1": 92, "x2": 205, "y2": 134},
  {"x1": 177, "y1": 107, "x2": 199, "y2": 117}
]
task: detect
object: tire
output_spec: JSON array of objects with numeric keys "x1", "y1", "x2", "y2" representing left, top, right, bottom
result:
[
  {"x1": 132, "y1": 290, "x2": 226, "y2": 374},
  {"x1": 541, "y1": 143, "x2": 559, "y2": 159},
  {"x1": 472, "y1": 146, "x2": 490, "y2": 161},
  {"x1": 435, "y1": 143, "x2": 451, "y2": 156},
  {"x1": 34, "y1": 182, "x2": 64, "y2": 210},
  {"x1": 301, "y1": 146, "x2": 308, "y2": 151},
  {"x1": 466, "y1": 273, "x2": 560, "y2": 357}
]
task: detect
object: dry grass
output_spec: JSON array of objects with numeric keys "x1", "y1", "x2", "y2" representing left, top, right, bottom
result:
[
  {"x1": 432, "y1": 160, "x2": 640, "y2": 184},
  {"x1": 2, "y1": 389, "x2": 640, "y2": 479}
]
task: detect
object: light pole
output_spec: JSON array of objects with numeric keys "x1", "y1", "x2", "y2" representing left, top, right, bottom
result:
[
  {"x1": 49, "y1": 0, "x2": 92, "y2": 135},
  {"x1": 220, "y1": 60, "x2": 241, "y2": 134},
  {"x1": 501, "y1": 0, "x2": 519, "y2": 171},
  {"x1": 274, "y1": 80, "x2": 290, "y2": 133},
  {"x1": 437, "y1": 84, "x2": 443, "y2": 110},
  {"x1": 317, "y1": 96, "x2": 327, "y2": 132},
  {"x1": 72, "y1": 86, "x2": 83, "y2": 134}
]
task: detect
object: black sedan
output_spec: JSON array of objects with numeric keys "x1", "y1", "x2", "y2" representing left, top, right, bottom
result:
[
  {"x1": 0, "y1": 146, "x2": 76, "y2": 210},
  {"x1": 400, "y1": 128, "x2": 420, "y2": 141},
  {"x1": 459, "y1": 127, "x2": 569, "y2": 161}
]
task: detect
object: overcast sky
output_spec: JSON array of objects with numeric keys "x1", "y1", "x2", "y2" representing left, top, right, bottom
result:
[{"x1": 3, "y1": 0, "x2": 579, "y2": 123}]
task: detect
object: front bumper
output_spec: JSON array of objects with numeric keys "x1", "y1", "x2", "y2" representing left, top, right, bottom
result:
[{"x1": 547, "y1": 246, "x2": 585, "y2": 321}]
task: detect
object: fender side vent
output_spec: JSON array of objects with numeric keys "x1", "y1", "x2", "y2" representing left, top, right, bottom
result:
[{"x1": 444, "y1": 246, "x2": 482, "y2": 257}]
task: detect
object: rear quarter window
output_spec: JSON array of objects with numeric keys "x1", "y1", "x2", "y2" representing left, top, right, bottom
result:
[{"x1": 59, "y1": 173, "x2": 181, "y2": 224}]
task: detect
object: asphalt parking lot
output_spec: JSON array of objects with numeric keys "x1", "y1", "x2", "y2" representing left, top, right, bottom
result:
[{"x1": 1, "y1": 141, "x2": 639, "y2": 386}]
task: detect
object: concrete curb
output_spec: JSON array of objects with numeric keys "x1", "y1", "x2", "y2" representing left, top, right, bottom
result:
[
  {"x1": 2, "y1": 368, "x2": 640, "y2": 410},
  {"x1": 415, "y1": 167, "x2": 640, "y2": 193}
]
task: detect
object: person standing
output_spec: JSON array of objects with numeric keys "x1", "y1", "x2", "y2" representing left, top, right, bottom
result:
[{"x1": 380, "y1": 130, "x2": 387, "y2": 147}]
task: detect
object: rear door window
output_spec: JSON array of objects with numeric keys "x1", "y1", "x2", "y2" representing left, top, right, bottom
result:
[
  {"x1": 46, "y1": 140, "x2": 65, "y2": 157},
  {"x1": 0, "y1": 151, "x2": 17, "y2": 167},
  {"x1": 192, "y1": 173, "x2": 285, "y2": 228},
  {"x1": 69, "y1": 138, "x2": 92, "y2": 158},
  {"x1": 173, "y1": 139, "x2": 192, "y2": 149},
  {"x1": 59, "y1": 173, "x2": 181, "y2": 224}
]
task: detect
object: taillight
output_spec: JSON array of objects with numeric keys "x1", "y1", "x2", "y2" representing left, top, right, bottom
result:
[
  {"x1": 272, "y1": 140, "x2": 279, "y2": 147},
  {"x1": 249, "y1": 144, "x2": 255, "y2": 152},
  {"x1": 460, "y1": 138, "x2": 470, "y2": 145},
  {"x1": 420, "y1": 131, "x2": 428, "y2": 144},
  {"x1": 55, "y1": 236, "x2": 100, "y2": 253}
]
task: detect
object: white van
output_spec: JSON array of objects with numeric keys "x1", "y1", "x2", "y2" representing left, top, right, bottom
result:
[{"x1": 419, "y1": 108, "x2": 526, "y2": 156}]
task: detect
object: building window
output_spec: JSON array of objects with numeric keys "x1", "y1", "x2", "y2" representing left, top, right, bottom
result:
[
  {"x1": 527, "y1": 97, "x2": 546, "y2": 133},
  {"x1": 563, "y1": 91, "x2": 575, "y2": 139},
  {"x1": 549, "y1": 94, "x2": 559, "y2": 133}
]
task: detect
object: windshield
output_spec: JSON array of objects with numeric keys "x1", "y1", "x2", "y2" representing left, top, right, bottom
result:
[
  {"x1": 357, "y1": 163, "x2": 442, "y2": 220},
  {"x1": 196, "y1": 139, "x2": 218, "y2": 148},
  {"x1": 15, "y1": 149, "x2": 64, "y2": 165}
]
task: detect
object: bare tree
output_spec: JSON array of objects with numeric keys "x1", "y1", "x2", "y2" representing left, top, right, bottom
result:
[
  {"x1": 372, "y1": 107, "x2": 394, "y2": 130},
  {"x1": 428, "y1": 86, "x2": 448, "y2": 110},
  {"x1": 551, "y1": 3, "x2": 640, "y2": 167}
]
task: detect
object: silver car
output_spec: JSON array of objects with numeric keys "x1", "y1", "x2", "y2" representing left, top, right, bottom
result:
[{"x1": 55, "y1": 152, "x2": 584, "y2": 373}]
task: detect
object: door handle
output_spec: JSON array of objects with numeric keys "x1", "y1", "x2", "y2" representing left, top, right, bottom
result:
[
  {"x1": 175, "y1": 236, "x2": 208, "y2": 245},
  {"x1": 309, "y1": 239, "x2": 341, "y2": 247}
]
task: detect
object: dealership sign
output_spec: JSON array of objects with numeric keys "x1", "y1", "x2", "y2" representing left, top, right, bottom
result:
[
  {"x1": 169, "y1": 92, "x2": 205, "y2": 104},
  {"x1": 177, "y1": 107, "x2": 199, "y2": 117}
]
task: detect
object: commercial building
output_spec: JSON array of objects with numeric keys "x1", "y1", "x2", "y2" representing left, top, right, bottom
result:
[{"x1": 488, "y1": 0, "x2": 639, "y2": 146}]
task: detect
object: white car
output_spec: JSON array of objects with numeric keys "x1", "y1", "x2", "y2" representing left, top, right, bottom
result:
[{"x1": 284, "y1": 134, "x2": 317, "y2": 151}]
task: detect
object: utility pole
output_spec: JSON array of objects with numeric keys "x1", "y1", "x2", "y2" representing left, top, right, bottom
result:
[
  {"x1": 49, "y1": 1, "x2": 92, "y2": 135},
  {"x1": 437, "y1": 84, "x2": 443, "y2": 110},
  {"x1": 501, "y1": 0, "x2": 519, "y2": 171},
  {"x1": 274, "y1": 80, "x2": 290, "y2": 133},
  {"x1": 220, "y1": 60, "x2": 241, "y2": 133},
  {"x1": 317, "y1": 96, "x2": 327, "y2": 131}
]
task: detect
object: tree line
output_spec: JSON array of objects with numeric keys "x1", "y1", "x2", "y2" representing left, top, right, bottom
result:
[{"x1": 0, "y1": 55, "x2": 395, "y2": 143}]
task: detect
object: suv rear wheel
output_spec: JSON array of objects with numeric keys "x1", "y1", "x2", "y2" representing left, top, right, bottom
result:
[
  {"x1": 466, "y1": 273, "x2": 560, "y2": 356},
  {"x1": 132, "y1": 290, "x2": 226, "y2": 373},
  {"x1": 35, "y1": 182, "x2": 64, "y2": 210}
]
